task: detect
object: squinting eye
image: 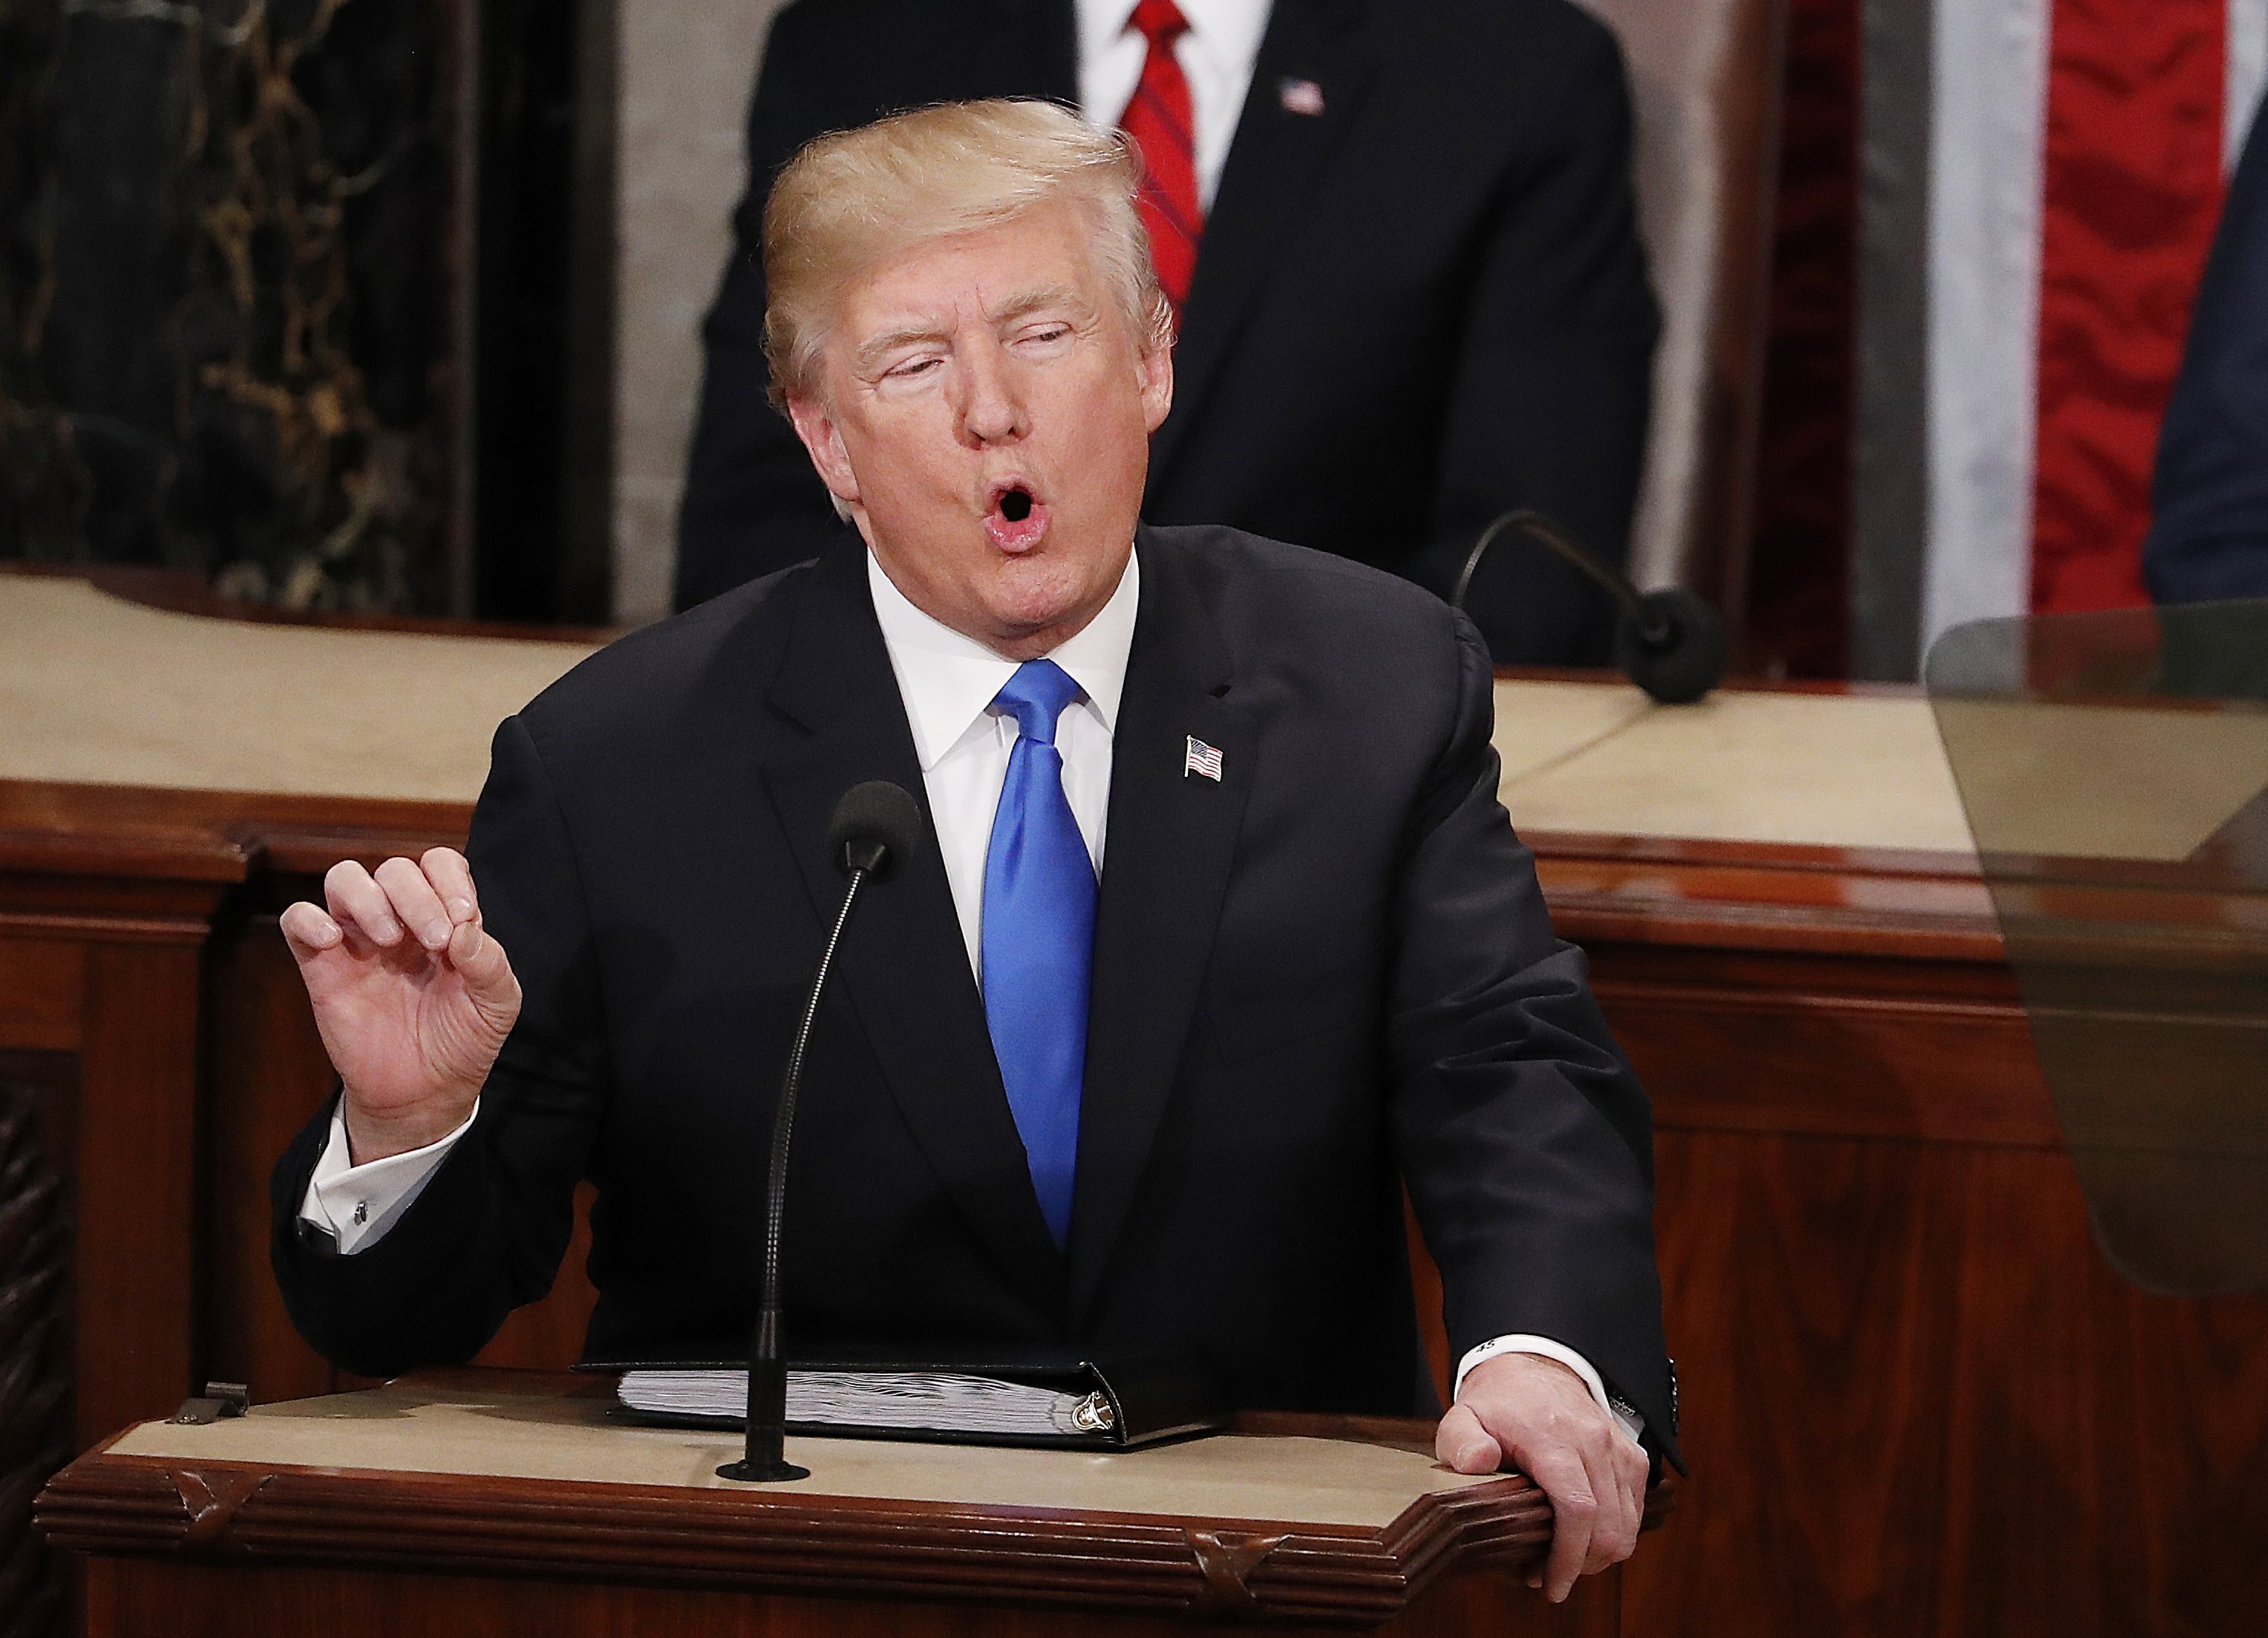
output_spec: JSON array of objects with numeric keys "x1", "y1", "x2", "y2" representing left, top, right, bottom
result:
[{"x1": 886, "y1": 358, "x2": 941, "y2": 380}]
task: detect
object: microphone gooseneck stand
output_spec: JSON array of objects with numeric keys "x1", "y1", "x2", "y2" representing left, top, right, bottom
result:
[
  {"x1": 717, "y1": 781, "x2": 921, "y2": 1483},
  {"x1": 1452, "y1": 508, "x2": 1728, "y2": 705},
  {"x1": 714, "y1": 867, "x2": 867, "y2": 1483}
]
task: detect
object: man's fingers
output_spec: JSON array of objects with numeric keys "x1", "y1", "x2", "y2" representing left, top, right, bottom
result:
[
  {"x1": 1615, "y1": 1437, "x2": 1650, "y2": 1559},
  {"x1": 1572, "y1": 1433, "x2": 1644, "y2": 1578},
  {"x1": 1576, "y1": 1437, "x2": 1638, "y2": 1576},
  {"x1": 420, "y1": 846, "x2": 480, "y2": 924},
  {"x1": 324, "y1": 860, "x2": 405, "y2": 946},
  {"x1": 1530, "y1": 1451, "x2": 1598, "y2": 1603},
  {"x1": 1433, "y1": 1403, "x2": 1503, "y2": 1476},
  {"x1": 374, "y1": 855, "x2": 454, "y2": 951},
  {"x1": 279, "y1": 900, "x2": 343, "y2": 963}
]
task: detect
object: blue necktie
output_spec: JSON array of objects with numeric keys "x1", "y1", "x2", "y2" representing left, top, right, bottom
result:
[{"x1": 982, "y1": 659, "x2": 1096, "y2": 1249}]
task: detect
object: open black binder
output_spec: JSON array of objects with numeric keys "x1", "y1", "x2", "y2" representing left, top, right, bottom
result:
[{"x1": 576, "y1": 1348, "x2": 1228, "y2": 1452}]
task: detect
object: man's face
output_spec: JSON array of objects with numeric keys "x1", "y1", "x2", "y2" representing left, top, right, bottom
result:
[{"x1": 785, "y1": 201, "x2": 1174, "y2": 659}]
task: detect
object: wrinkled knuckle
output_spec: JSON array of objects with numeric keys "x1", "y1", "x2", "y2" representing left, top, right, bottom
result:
[{"x1": 1540, "y1": 1451, "x2": 1588, "y2": 1486}]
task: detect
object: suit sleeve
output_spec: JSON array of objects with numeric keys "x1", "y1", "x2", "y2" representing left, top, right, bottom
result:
[
  {"x1": 674, "y1": 1, "x2": 857, "y2": 611},
  {"x1": 1419, "y1": 17, "x2": 1658, "y2": 665},
  {"x1": 269, "y1": 715, "x2": 609, "y2": 1376},
  {"x1": 2145, "y1": 112, "x2": 2268, "y2": 604},
  {"x1": 1387, "y1": 610, "x2": 1679, "y2": 1469}
]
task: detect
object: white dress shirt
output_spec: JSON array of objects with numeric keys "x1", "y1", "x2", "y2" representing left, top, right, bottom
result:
[
  {"x1": 298, "y1": 545, "x2": 1638, "y2": 1443},
  {"x1": 1075, "y1": 0, "x2": 1274, "y2": 212},
  {"x1": 869, "y1": 544, "x2": 1136, "y2": 976}
]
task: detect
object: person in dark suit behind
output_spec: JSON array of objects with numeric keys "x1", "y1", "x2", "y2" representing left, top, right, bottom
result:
[
  {"x1": 2146, "y1": 110, "x2": 2268, "y2": 603},
  {"x1": 270, "y1": 104, "x2": 1676, "y2": 1603},
  {"x1": 676, "y1": 0, "x2": 1658, "y2": 665}
]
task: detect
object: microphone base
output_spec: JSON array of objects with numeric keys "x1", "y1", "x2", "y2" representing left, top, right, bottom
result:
[{"x1": 715, "y1": 1456, "x2": 811, "y2": 1484}]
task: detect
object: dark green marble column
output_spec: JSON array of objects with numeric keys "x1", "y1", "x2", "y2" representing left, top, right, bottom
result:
[{"x1": 1, "y1": 0, "x2": 461, "y2": 613}]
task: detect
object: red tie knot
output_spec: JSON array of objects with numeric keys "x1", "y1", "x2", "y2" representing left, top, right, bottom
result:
[{"x1": 1129, "y1": 0, "x2": 1190, "y2": 49}]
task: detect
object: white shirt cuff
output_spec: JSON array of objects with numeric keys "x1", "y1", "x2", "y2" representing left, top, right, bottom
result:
[
  {"x1": 296, "y1": 1100, "x2": 477, "y2": 1255},
  {"x1": 1454, "y1": 1334, "x2": 1646, "y2": 1446}
]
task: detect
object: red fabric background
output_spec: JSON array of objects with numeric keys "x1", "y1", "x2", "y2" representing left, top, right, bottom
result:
[{"x1": 2030, "y1": 0, "x2": 2227, "y2": 613}]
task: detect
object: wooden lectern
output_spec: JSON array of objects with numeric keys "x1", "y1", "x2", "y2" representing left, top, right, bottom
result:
[{"x1": 36, "y1": 1371, "x2": 1635, "y2": 1637}]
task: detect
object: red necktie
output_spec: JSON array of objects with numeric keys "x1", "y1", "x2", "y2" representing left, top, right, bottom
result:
[{"x1": 1119, "y1": 0, "x2": 1202, "y2": 311}]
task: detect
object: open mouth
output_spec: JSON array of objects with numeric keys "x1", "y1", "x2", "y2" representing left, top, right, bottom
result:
[{"x1": 984, "y1": 481, "x2": 1050, "y2": 552}]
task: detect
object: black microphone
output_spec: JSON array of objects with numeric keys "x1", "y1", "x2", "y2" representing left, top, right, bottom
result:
[
  {"x1": 716, "y1": 778, "x2": 926, "y2": 1483},
  {"x1": 1452, "y1": 509, "x2": 1728, "y2": 705}
]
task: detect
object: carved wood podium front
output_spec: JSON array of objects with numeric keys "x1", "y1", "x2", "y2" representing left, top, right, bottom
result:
[{"x1": 35, "y1": 1371, "x2": 1630, "y2": 1637}]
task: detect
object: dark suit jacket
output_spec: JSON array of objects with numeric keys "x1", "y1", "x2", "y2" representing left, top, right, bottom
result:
[
  {"x1": 675, "y1": 0, "x2": 1659, "y2": 665},
  {"x1": 272, "y1": 526, "x2": 1679, "y2": 1469},
  {"x1": 2146, "y1": 111, "x2": 2268, "y2": 603}
]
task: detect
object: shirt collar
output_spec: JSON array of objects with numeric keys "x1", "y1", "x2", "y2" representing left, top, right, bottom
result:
[
  {"x1": 1075, "y1": 0, "x2": 1273, "y2": 66},
  {"x1": 866, "y1": 546, "x2": 1142, "y2": 771}
]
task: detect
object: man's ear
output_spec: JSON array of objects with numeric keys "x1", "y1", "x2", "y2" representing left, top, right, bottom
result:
[
  {"x1": 1137, "y1": 335, "x2": 1174, "y2": 435},
  {"x1": 785, "y1": 393, "x2": 861, "y2": 512}
]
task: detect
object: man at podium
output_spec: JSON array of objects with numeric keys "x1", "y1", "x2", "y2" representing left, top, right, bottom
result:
[{"x1": 269, "y1": 102, "x2": 1676, "y2": 1603}]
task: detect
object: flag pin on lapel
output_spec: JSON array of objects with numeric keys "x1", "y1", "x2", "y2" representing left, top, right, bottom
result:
[
  {"x1": 1184, "y1": 735, "x2": 1224, "y2": 781},
  {"x1": 1278, "y1": 77, "x2": 1325, "y2": 117}
]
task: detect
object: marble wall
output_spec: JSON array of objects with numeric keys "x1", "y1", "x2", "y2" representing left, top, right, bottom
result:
[
  {"x1": 0, "y1": 0, "x2": 463, "y2": 613},
  {"x1": 4, "y1": 0, "x2": 819, "y2": 624},
  {"x1": 609, "y1": 0, "x2": 785, "y2": 625}
]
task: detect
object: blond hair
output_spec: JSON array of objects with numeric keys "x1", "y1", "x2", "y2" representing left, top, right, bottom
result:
[{"x1": 762, "y1": 99, "x2": 1173, "y2": 410}]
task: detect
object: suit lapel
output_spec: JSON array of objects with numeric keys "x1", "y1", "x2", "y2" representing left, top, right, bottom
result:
[
  {"x1": 760, "y1": 544, "x2": 1066, "y2": 1316},
  {"x1": 1147, "y1": 0, "x2": 1381, "y2": 487},
  {"x1": 1068, "y1": 528, "x2": 1256, "y2": 1321}
]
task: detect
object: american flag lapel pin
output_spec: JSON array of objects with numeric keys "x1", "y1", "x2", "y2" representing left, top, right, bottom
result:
[
  {"x1": 1278, "y1": 77, "x2": 1325, "y2": 117},
  {"x1": 1184, "y1": 735, "x2": 1224, "y2": 782}
]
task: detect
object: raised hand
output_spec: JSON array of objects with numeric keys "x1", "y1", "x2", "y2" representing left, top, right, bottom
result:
[
  {"x1": 1435, "y1": 1352, "x2": 1649, "y2": 1603},
  {"x1": 278, "y1": 848, "x2": 522, "y2": 1164}
]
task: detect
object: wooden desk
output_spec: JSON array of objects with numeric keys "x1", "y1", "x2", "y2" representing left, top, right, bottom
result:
[
  {"x1": 36, "y1": 1371, "x2": 1612, "y2": 1635},
  {"x1": 5, "y1": 573, "x2": 2266, "y2": 1637}
]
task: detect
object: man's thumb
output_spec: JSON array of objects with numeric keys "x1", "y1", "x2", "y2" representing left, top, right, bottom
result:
[
  {"x1": 1435, "y1": 1403, "x2": 1504, "y2": 1475},
  {"x1": 448, "y1": 919, "x2": 520, "y2": 1021}
]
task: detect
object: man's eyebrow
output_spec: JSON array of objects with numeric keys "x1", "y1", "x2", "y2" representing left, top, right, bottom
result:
[
  {"x1": 853, "y1": 322, "x2": 952, "y2": 371},
  {"x1": 851, "y1": 286, "x2": 1091, "y2": 371},
  {"x1": 987, "y1": 284, "x2": 1086, "y2": 324}
]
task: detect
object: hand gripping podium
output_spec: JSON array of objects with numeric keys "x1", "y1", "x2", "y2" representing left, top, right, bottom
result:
[{"x1": 35, "y1": 1371, "x2": 1651, "y2": 1637}]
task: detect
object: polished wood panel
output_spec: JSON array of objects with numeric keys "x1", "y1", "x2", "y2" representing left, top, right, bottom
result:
[
  {"x1": 1, "y1": 812, "x2": 230, "y2": 1455},
  {"x1": 0, "y1": 942, "x2": 82, "y2": 1054},
  {"x1": 71, "y1": 944, "x2": 203, "y2": 1455},
  {"x1": 1544, "y1": 841, "x2": 2268, "y2": 1637},
  {"x1": 203, "y1": 917, "x2": 344, "y2": 1407},
  {"x1": 1631, "y1": 1129, "x2": 2268, "y2": 1637},
  {"x1": 39, "y1": 1380, "x2": 1618, "y2": 1635},
  {"x1": 81, "y1": 1560, "x2": 1613, "y2": 1638}
]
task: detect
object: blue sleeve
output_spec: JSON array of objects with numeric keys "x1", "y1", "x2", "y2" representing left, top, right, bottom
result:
[{"x1": 2146, "y1": 112, "x2": 2268, "y2": 604}]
